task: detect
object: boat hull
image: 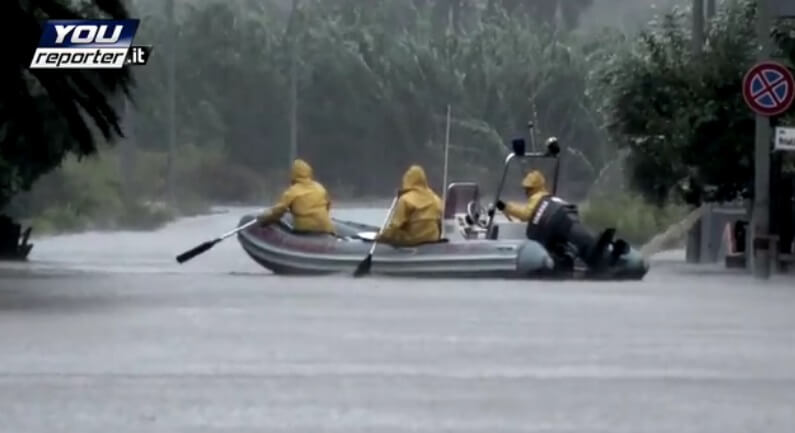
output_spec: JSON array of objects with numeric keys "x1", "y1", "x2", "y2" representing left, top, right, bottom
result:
[
  {"x1": 236, "y1": 215, "x2": 556, "y2": 278},
  {"x1": 236, "y1": 214, "x2": 648, "y2": 280}
]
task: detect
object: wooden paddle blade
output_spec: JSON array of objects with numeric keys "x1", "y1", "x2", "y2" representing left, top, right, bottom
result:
[
  {"x1": 176, "y1": 240, "x2": 218, "y2": 264},
  {"x1": 353, "y1": 254, "x2": 373, "y2": 277}
]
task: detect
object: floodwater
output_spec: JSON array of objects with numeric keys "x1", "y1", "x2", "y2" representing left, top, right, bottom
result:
[{"x1": 1, "y1": 207, "x2": 794, "y2": 433}]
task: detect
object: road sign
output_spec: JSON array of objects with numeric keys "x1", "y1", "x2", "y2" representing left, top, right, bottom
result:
[
  {"x1": 774, "y1": 126, "x2": 795, "y2": 151},
  {"x1": 742, "y1": 61, "x2": 795, "y2": 117}
]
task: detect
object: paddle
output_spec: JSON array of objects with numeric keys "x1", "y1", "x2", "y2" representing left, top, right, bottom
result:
[
  {"x1": 176, "y1": 219, "x2": 258, "y2": 264},
  {"x1": 353, "y1": 195, "x2": 399, "y2": 277}
]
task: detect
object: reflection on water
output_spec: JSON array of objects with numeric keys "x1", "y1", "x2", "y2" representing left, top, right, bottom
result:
[{"x1": 2, "y1": 207, "x2": 390, "y2": 275}]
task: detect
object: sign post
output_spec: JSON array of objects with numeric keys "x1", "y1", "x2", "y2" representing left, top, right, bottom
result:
[{"x1": 744, "y1": 0, "x2": 795, "y2": 278}]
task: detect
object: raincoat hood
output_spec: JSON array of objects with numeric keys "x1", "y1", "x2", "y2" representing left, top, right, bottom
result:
[
  {"x1": 401, "y1": 165, "x2": 429, "y2": 191},
  {"x1": 401, "y1": 165, "x2": 428, "y2": 190},
  {"x1": 522, "y1": 170, "x2": 546, "y2": 193},
  {"x1": 290, "y1": 159, "x2": 314, "y2": 183}
]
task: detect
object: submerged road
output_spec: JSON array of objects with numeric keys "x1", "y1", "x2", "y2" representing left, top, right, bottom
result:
[{"x1": 0, "y1": 207, "x2": 794, "y2": 433}]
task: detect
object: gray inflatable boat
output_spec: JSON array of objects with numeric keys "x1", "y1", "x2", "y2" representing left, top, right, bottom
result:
[
  {"x1": 236, "y1": 186, "x2": 648, "y2": 280},
  {"x1": 236, "y1": 213, "x2": 557, "y2": 278},
  {"x1": 237, "y1": 132, "x2": 649, "y2": 280}
]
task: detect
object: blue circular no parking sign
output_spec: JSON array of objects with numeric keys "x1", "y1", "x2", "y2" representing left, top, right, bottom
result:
[{"x1": 742, "y1": 61, "x2": 795, "y2": 117}]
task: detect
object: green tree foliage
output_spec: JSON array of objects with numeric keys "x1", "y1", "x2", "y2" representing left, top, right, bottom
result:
[
  {"x1": 0, "y1": 0, "x2": 132, "y2": 208},
  {"x1": 128, "y1": 0, "x2": 613, "y2": 200},
  {"x1": 600, "y1": 0, "x2": 795, "y2": 205},
  {"x1": 488, "y1": 0, "x2": 594, "y2": 30}
]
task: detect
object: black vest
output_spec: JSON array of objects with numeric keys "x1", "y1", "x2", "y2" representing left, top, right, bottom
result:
[{"x1": 525, "y1": 195, "x2": 577, "y2": 245}]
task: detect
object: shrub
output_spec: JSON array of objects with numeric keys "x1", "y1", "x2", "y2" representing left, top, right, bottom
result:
[
  {"x1": 580, "y1": 192, "x2": 688, "y2": 246},
  {"x1": 116, "y1": 201, "x2": 176, "y2": 230}
]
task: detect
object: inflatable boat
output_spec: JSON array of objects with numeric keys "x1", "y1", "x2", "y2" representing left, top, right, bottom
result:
[
  {"x1": 236, "y1": 214, "x2": 559, "y2": 278},
  {"x1": 236, "y1": 200, "x2": 647, "y2": 280},
  {"x1": 236, "y1": 131, "x2": 649, "y2": 280}
]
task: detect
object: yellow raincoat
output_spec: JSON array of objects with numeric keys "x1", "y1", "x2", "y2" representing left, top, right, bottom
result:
[
  {"x1": 502, "y1": 170, "x2": 549, "y2": 221},
  {"x1": 257, "y1": 159, "x2": 335, "y2": 234},
  {"x1": 377, "y1": 165, "x2": 443, "y2": 246}
]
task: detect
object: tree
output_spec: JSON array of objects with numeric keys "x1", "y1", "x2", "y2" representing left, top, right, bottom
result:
[
  {"x1": 486, "y1": 0, "x2": 594, "y2": 30},
  {"x1": 0, "y1": 0, "x2": 133, "y2": 209},
  {"x1": 290, "y1": 0, "x2": 609, "y2": 196},
  {"x1": 123, "y1": 0, "x2": 611, "y2": 201},
  {"x1": 600, "y1": 0, "x2": 794, "y2": 205}
]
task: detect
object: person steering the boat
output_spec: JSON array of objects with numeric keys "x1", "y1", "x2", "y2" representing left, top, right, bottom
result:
[
  {"x1": 256, "y1": 159, "x2": 335, "y2": 234},
  {"x1": 376, "y1": 165, "x2": 443, "y2": 247},
  {"x1": 495, "y1": 170, "x2": 549, "y2": 222},
  {"x1": 488, "y1": 170, "x2": 615, "y2": 268}
]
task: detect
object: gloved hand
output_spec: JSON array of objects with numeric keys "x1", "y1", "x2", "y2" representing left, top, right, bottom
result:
[
  {"x1": 496, "y1": 200, "x2": 506, "y2": 211},
  {"x1": 487, "y1": 206, "x2": 495, "y2": 218}
]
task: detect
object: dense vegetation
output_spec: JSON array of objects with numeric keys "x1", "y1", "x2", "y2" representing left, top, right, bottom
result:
[
  {"x1": 3, "y1": 0, "x2": 793, "y2": 245},
  {"x1": 1, "y1": 0, "x2": 134, "y2": 232},
  {"x1": 599, "y1": 0, "x2": 795, "y2": 206}
]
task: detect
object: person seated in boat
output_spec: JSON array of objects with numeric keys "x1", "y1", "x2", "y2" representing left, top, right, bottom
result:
[
  {"x1": 488, "y1": 170, "x2": 617, "y2": 268},
  {"x1": 376, "y1": 165, "x2": 443, "y2": 247},
  {"x1": 256, "y1": 159, "x2": 335, "y2": 234},
  {"x1": 492, "y1": 170, "x2": 549, "y2": 222}
]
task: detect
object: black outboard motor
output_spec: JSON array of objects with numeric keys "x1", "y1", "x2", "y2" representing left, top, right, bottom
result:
[{"x1": 525, "y1": 195, "x2": 627, "y2": 270}]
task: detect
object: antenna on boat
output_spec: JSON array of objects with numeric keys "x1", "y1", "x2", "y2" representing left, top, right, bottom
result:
[
  {"x1": 442, "y1": 104, "x2": 451, "y2": 207},
  {"x1": 440, "y1": 104, "x2": 452, "y2": 238}
]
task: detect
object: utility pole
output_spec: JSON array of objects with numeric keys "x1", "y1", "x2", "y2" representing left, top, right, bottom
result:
[
  {"x1": 706, "y1": 0, "x2": 716, "y2": 18},
  {"x1": 692, "y1": 0, "x2": 704, "y2": 56},
  {"x1": 165, "y1": 0, "x2": 177, "y2": 207},
  {"x1": 686, "y1": 0, "x2": 705, "y2": 263},
  {"x1": 286, "y1": 0, "x2": 300, "y2": 168},
  {"x1": 751, "y1": 0, "x2": 774, "y2": 278},
  {"x1": 705, "y1": 0, "x2": 716, "y2": 33},
  {"x1": 119, "y1": 0, "x2": 136, "y2": 207},
  {"x1": 119, "y1": 98, "x2": 136, "y2": 205}
]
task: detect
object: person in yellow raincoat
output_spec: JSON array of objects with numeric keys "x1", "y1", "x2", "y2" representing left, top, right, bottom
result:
[
  {"x1": 377, "y1": 165, "x2": 443, "y2": 246},
  {"x1": 257, "y1": 159, "x2": 335, "y2": 234},
  {"x1": 491, "y1": 170, "x2": 548, "y2": 221},
  {"x1": 489, "y1": 169, "x2": 617, "y2": 268}
]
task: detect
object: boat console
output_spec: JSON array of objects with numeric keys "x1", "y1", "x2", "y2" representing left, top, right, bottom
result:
[
  {"x1": 442, "y1": 123, "x2": 563, "y2": 242},
  {"x1": 442, "y1": 182, "x2": 527, "y2": 241}
]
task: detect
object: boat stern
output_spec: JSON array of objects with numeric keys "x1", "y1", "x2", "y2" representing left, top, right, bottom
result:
[
  {"x1": 515, "y1": 240, "x2": 555, "y2": 275},
  {"x1": 587, "y1": 246, "x2": 649, "y2": 280},
  {"x1": 612, "y1": 247, "x2": 650, "y2": 279}
]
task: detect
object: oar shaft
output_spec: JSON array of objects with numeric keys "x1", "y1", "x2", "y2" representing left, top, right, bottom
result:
[
  {"x1": 219, "y1": 219, "x2": 258, "y2": 240},
  {"x1": 369, "y1": 197, "x2": 399, "y2": 255},
  {"x1": 176, "y1": 217, "x2": 259, "y2": 265},
  {"x1": 353, "y1": 196, "x2": 401, "y2": 277},
  {"x1": 485, "y1": 153, "x2": 516, "y2": 231}
]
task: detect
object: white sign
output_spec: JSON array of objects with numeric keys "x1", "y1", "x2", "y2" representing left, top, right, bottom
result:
[{"x1": 774, "y1": 127, "x2": 795, "y2": 151}]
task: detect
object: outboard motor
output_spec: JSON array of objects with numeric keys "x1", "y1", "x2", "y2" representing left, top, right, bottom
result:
[{"x1": 525, "y1": 195, "x2": 625, "y2": 269}]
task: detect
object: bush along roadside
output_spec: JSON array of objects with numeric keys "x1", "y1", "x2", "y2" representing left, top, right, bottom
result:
[
  {"x1": 3, "y1": 150, "x2": 209, "y2": 237},
  {"x1": 0, "y1": 141, "x2": 306, "y2": 237},
  {"x1": 579, "y1": 192, "x2": 688, "y2": 247}
]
